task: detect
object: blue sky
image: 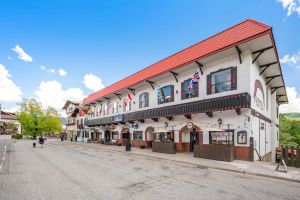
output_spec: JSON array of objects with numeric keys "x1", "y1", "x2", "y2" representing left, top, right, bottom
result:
[{"x1": 0, "y1": 0, "x2": 300, "y2": 114}]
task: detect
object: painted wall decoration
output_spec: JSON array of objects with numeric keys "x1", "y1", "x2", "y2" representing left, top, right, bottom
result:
[{"x1": 253, "y1": 79, "x2": 265, "y2": 111}]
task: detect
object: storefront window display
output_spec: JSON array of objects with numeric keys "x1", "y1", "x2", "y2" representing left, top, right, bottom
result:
[
  {"x1": 154, "y1": 132, "x2": 174, "y2": 142},
  {"x1": 209, "y1": 131, "x2": 234, "y2": 145}
]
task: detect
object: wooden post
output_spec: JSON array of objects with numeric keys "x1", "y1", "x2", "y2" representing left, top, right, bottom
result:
[{"x1": 296, "y1": 148, "x2": 300, "y2": 168}]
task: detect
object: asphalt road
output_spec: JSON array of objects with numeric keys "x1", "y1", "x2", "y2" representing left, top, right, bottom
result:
[{"x1": 0, "y1": 140, "x2": 300, "y2": 200}]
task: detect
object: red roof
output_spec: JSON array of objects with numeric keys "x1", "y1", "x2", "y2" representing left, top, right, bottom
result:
[{"x1": 84, "y1": 19, "x2": 271, "y2": 104}]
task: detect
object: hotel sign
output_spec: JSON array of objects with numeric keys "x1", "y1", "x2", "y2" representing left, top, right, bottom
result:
[
  {"x1": 114, "y1": 114, "x2": 123, "y2": 122},
  {"x1": 253, "y1": 80, "x2": 265, "y2": 111}
]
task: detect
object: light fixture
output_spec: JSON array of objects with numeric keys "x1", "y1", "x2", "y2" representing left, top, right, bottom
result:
[{"x1": 217, "y1": 118, "x2": 222, "y2": 128}]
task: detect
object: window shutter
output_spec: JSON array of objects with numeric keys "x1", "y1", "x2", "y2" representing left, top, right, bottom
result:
[
  {"x1": 194, "y1": 82, "x2": 199, "y2": 97},
  {"x1": 181, "y1": 82, "x2": 185, "y2": 100},
  {"x1": 139, "y1": 94, "x2": 142, "y2": 108},
  {"x1": 171, "y1": 85, "x2": 174, "y2": 102},
  {"x1": 207, "y1": 74, "x2": 211, "y2": 95},
  {"x1": 231, "y1": 67, "x2": 237, "y2": 90},
  {"x1": 146, "y1": 93, "x2": 149, "y2": 107}
]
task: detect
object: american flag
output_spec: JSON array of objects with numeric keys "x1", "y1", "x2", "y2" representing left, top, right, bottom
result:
[{"x1": 188, "y1": 71, "x2": 200, "y2": 90}]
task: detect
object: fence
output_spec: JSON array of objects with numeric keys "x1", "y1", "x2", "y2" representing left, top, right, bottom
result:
[{"x1": 280, "y1": 147, "x2": 300, "y2": 168}]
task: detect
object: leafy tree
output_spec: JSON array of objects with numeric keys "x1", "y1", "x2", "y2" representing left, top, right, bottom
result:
[
  {"x1": 279, "y1": 114, "x2": 300, "y2": 147},
  {"x1": 17, "y1": 99, "x2": 63, "y2": 137}
]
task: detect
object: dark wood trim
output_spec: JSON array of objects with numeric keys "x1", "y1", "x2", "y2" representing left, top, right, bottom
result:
[
  {"x1": 151, "y1": 118, "x2": 158, "y2": 122},
  {"x1": 252, "y1": 46, "x2": 273, "y2": 64},
  {"x1": 146, "y1": 80, "x2": 155, "y2": 90},
  {"x1": 127, "y1": 88, "x2": 136, "y2": 96},
  {"x1": 251, "y1": 109, "x2": 271, "y2": 123},
  {"x1": 235, "y1": 108, "x2": 241, "y2": 115},
  {"x1": 235, "y1": 45, "x2": 242, "y2": 64},
  {"x1": 86, "y1": 93, "x2": 251, "y2": 126},
  {"x1": 184, "y1": 114, "x2": 192, "y2": 120},
  {"x1": 195, "y1": 61, "x2": 203, "y2": 75},
  {"x1": 206, "y1": 112, "x2": 213, "y2": 118},
  {"x1": 166, "y1": 116, "x2": 174, "y2": 121},
  {"x1": 138, "y1": 119, "x2": 145, "y2": 123},
  {"x1": 170, "y1": 71, "x2": 178, "y2": 83},
  {"x1": 113, "y1": 93, "x2": 121, "y2": 100}
]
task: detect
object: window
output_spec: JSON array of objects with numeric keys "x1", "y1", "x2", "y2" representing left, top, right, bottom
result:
[
  {"x1": 123, "y1": 100, "x2": 131, "y2": 111},
  {"x1": 112, "y1": 131, "x2": 119, "y2": 140},
  {"x1": 181, "y1": 79, "x2": 198, "y2": 100},
  {"x1": 207, "y1": 67, "x2": 237, "y2": 95},
  {"x1": 133, "y1": 131, "x2": 143, "y2": 140},
  {"x1": 260, "y1": 122, "x2": 265, "y2": 130},
  {"x1": 84, "y1": 131, "x2": 89, "y2": 138},
  {"x1": 139, "y1": 92, "x2": 149, "y2": 108},
  {"x1": 237, "y1": 131, "x2": 247, "y2": 144},
  {"x1": 209, "y1": 131, "x2": 234, "y2": 145},
  {"x1": 158, "y1": 85, "x2": 174, "y2": 104},
  {"x1": 103, "y1": 104, "x2": 108, "y2": 115},
  {"x1": 154, "y1": 132, "x2": 174, "y2": 142},
  {"x1": 113, "y1": 102, "x2": 118, "y2": 114}
]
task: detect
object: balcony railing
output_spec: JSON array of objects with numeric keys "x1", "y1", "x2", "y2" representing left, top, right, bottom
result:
[{"x1": 86, "y1": 92, "x2": 251, "y2": 126}]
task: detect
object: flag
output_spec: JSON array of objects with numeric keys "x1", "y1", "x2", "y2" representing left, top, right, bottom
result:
[
  {"x1": 98, "y1": 104, "x2": 102, "y2": 115},
  {"x1": 188, "y1": 71, "x2": 200, "y2": 90},
  {"x1": 127, "y1": 93, "x2": 132, "y2": 101},
  {"x1": 107, "y1": 101, "x2": 112, "y2": 110},
  {"x1": 79, "y1": 110, "x2": 84, "y2": 116}
]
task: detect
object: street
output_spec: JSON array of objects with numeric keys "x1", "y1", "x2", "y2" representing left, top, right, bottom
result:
[{"x1": 0, "y1": 140, "x2": 299, "y2": 200}]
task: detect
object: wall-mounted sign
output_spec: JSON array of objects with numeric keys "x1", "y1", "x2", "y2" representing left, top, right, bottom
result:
[
  {"x1": 114, "y1": 114, "x2": 123, "y2": 122},
  {"x1": 131, "y1": 124, "x2": 139, "y2": 129},
  {"x1": 186, "y1": 122, "x2": 193, "y2": 129},
  {"x1": 253, "y1": 79, "x2": 265, "y2": 111},
  {"x1": 237, "y1": 130, "x2": 247, "y2": 144}
]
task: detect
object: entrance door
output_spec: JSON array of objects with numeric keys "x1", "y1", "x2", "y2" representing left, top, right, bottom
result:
[
  {"x1": 105, "y1": 130, "x2": 110, "y2": 143},
  {"x1": 122, "y1": 132, "x2": 130, "y2": 141},
  {"x1": 190, "y1": 131, "x2": 199, "y2": 152}
]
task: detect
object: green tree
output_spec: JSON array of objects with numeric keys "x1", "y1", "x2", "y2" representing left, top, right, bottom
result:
[
  {"x1": 279, "y1": 114, "x2": 300, "y2": 147},
  {"x1": 17, "y1": 99, "x2": 63, "y2": 137}
]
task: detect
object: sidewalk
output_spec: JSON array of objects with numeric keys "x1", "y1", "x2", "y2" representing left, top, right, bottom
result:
[{"x1": 68, "y1": 141, "x2": 300, "y2": 183}]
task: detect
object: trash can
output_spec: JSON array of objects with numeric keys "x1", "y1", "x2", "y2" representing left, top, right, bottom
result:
[{"x1": 125, "y1": 140, "x2": 131, "y2": 151}]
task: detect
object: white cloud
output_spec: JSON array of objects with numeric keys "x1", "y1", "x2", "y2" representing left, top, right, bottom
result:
[
  {"x1": 82, "y1": 74, "x2": 105, "y2": 92},
  {"x1": 280, "y1": 87, "x2": 300, "y2": 113},
  {"x1": 278, "y1": 0, "x2": 300, "y2": 16},
  {"x1": 11, "y1": 45, "x2": 33, "y2": 62},
  {"x1": 58, "y1": 68, "x2": 67, "y2": 76},
  {"x1": 34, "y1": 80, "x2": 86, "y2": 116},
  {"x1": 7, "y1": 55, "x2": 11, "y2": 60},
  {"x1": 40, "y1": 65, "x2": 56, "y2": 74},
  {"x1": 0, "y1": 64, "x2": 23, "y2": 104},
  {"x1": 280, "y1": 52, "x2": 300, "y2": 67}
]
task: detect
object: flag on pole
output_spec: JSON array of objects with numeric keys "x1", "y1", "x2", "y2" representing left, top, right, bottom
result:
[{"x1": 188, "y1": 71, "x2": 200, "y2": 90}]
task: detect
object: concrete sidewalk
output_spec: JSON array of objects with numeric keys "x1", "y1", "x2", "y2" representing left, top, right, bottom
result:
[{"x1": 66, "y1": 141, "x2": 300, "y2": 183}]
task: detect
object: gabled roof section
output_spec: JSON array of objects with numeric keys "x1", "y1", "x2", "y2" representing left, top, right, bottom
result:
[
  {"x1": 62, "y1": 100, "x2": 80, "y2": 110},
  {"x1": 84, "y1": 19, "x2": 272, "y2": 104}
]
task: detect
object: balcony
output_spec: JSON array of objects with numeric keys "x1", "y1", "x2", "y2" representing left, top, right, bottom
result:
[{"x1": 86, "y1": 92, "x2": 251, "y2": 126}]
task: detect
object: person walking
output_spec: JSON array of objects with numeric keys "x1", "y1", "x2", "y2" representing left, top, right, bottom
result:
[{"x1": 39, "y1": 136, "x2": 45, "y2": 148}]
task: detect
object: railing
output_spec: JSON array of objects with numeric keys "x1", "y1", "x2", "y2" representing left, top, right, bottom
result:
[
  {"x1": 86, "y1": 92, "x2": 251, "y2": 126},
  {"x1": 278, "y1": 147, "x2": 300, "y2": 168}
]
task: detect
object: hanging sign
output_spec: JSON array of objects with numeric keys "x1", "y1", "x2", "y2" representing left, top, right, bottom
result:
[{"x1": 186, "y1": 122, "x2": 193, "y2": 129}]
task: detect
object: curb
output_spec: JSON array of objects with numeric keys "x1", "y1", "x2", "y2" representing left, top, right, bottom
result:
[{"x1": 63, "y1": 141, "x2": 300, "y2": 184}]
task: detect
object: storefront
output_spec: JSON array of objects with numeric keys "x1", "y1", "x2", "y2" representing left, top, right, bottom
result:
[{"x1": 152, "y1": 128, "x2": 176, "y2": 154}]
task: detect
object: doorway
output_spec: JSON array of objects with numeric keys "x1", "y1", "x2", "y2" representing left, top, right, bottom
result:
[
  {"x1": 104, "y1": 130, "x2": 110, "y2": 143},
  {"x1": 190, "y1": 131, "x2": 199, "y2": 152}
]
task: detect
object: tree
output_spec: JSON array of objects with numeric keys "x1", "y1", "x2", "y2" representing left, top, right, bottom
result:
[
  {"x1": 279, "y1": 114, "x2": 300, "y2": 147},
  {"x1": 17, "y1": 99, "x2": 63, "y2": 137}
]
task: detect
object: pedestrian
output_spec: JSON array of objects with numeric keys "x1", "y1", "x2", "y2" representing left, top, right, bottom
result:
[
  {"x1": 39, "y1": 136, "x2": 45, "y2": 148},
  {"x1": 75, "y1": 135, "x2": 78, "y2": 142}
]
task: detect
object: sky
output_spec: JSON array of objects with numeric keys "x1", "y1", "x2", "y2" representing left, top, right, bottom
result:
[{"x1": 0, "y1": 0, "x2": 300, "y2": 116}]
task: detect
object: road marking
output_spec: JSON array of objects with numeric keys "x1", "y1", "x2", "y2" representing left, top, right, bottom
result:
[{"x1": 0, "y1": 145, "x2": 7, "y2": 171}]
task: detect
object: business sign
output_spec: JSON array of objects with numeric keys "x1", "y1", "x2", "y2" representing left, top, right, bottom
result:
[
  {"x1": 253, "y1": 79, "x2": 265, "y2": 111},
  {"x1": 114, "y1": 114, "x2": 123, "y2": 122},
  {"x1": 131, "y1": 124, "x2": 139, "y2": 129},
  {"x1": 186, "y1": 122, "x2": 193, "y2": 129}
]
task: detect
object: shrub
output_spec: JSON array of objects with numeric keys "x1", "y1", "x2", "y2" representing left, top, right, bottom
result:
[{"x1": 12, "y1": 134, "x2": 22, "y2": 139}]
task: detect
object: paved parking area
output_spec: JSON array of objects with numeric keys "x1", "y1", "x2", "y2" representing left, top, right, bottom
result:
[{"x1": 1, "y1": 140, "x2": 300, "y2": 200}]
